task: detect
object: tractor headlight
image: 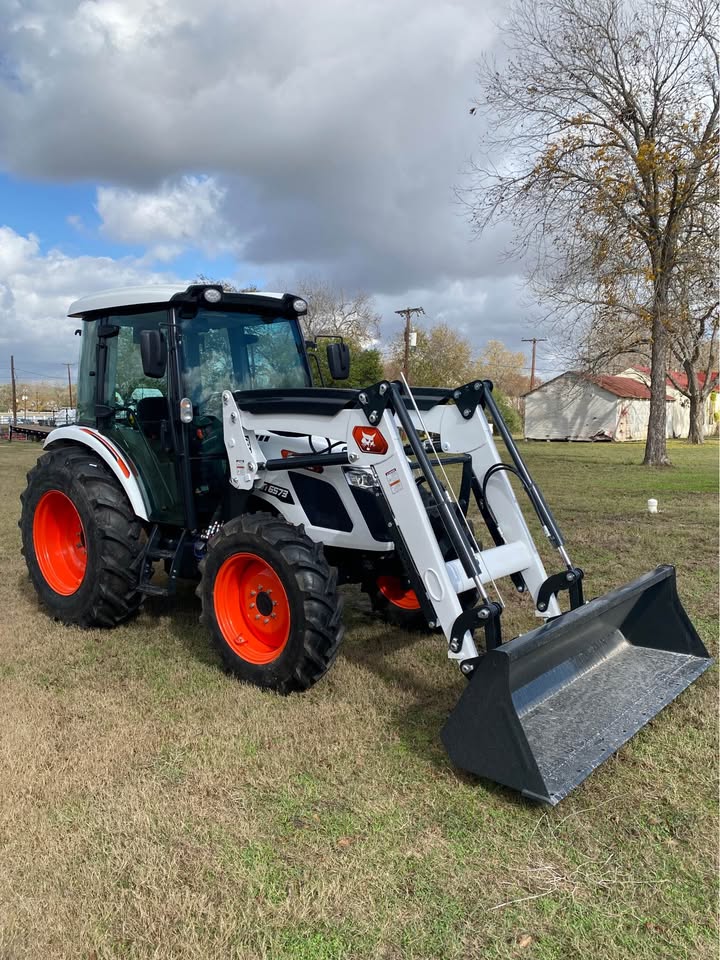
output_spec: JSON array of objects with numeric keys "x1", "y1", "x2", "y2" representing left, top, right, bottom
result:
[
  {"x1": 344, "y1": 467, "x2": 378, "y2": 490},
  {"x1": 203, "y1": 288, "x2": 222, "y2": 303},
  {"x1": 293, "y1": 298, "x2": 307, "y2": 314}
]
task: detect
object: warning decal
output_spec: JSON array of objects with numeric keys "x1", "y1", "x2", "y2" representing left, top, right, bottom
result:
[{"x1": 385, "y1": 467, "x2": 403, "y2": 494}]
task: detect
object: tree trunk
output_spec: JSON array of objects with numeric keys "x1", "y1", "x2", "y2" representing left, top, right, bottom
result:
[
  {"x1": 681, "y1": 359, "x2": 705, "y2": 444},
  {"x1": 687, "y1": 392, "x2": 705, "y2": 443},
  {"x1": 643, "y1": 312, "x2": 671, "y2": 466}
]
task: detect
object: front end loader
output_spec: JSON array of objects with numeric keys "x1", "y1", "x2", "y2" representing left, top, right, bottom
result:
[{"x1": 19, "y1": 284, "x2": 712, "y2": 804}]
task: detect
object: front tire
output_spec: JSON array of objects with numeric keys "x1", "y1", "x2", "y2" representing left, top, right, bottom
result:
[
  {"x1": 20, "y1": 446, "x2": 147, "y2": 626},
  {"x1": 362, "y1": 481, "x2": 479, "y2": 632},
  {"x1": 198, "y1": 513, "x2": 344, "y2": 693},
  {"x1": 364, "y1": 569, "x2": 428, "y2": 631}
]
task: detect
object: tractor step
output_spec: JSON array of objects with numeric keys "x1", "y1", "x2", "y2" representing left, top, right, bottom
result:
[
  {"x1": 147, "y1": 547, "x2": 176, "y2": 560},
  {"x1": 138, "y1": 583, "x2": 170, "y2": 597}
]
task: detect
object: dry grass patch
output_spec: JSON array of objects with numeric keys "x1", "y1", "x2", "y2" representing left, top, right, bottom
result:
[{"x1": 0, "y1": 439, "x2": 717, "y2": 959}]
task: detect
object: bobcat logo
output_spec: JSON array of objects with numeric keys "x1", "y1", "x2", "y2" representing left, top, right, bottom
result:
[{"x1": 352, "y1": 425, "x2": 388, "y2": 455}]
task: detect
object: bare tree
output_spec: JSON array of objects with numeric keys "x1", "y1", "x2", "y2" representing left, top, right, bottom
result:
[
  {"x1": 196, "y1": 274, "x2": 257, "y2": 293},
  {"x1": 667, "y1": 221, "x2": 719, "y2": 442},
  {"x1": 576, "y1": 213, "x2": 718, "y2": 442},
  {"x1": 466, "y1": 0, "x2": 718, "y2": 465},
  {"x1": 294, "y1": 278, "x2": 381, "y2": 348}
]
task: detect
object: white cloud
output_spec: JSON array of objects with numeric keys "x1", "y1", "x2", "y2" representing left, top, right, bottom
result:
[
  {"x1": 0, "y1": 0, "x2": 556, "y2": 357},
  {"x1": 0, "y1": 227, "x2": 40, "y2": 274},
  {"x1": 0, "y1": 1, "x2": 504, "y2": 284},
  {"x1": 0, "y1": 226, "x2": 180, "y2": 369},
  {"x1": 96, "y1": 175, "x2": 236, "y2": 259},
  {"x1": 372, "y1": 275, "x2": 554, "y2": 361}
]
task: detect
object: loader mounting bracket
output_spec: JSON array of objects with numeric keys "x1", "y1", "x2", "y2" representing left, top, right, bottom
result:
[
  {"x1": 450, "y1": 379, "x2": 488, "y2": 420},
  {"x1": 536, "y1": 567, "x2": 585, "y2": 613},
  {"x1": 357, "y1": 381, "x2": 393, "y2": 425},
  {"x1": 450, "y1": 601, "x2": 503, "y2": 656}
]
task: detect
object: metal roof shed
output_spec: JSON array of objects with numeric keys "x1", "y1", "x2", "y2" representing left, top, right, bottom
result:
[{"x1": 523, "y1": 372, "x2": 674, "y2": 441}]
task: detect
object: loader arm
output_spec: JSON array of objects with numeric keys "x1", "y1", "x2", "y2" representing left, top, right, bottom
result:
[{"x1": 221, "y1": 378, "x2": 563, "y2": 667}]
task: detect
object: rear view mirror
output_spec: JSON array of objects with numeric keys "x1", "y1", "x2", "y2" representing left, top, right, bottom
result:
[
  {"x1": 327, "y1": 342, "x2": 350, "y2": 380},
  {"x1": 140, "y1": 329, "x2": 167, "y2": 379}
]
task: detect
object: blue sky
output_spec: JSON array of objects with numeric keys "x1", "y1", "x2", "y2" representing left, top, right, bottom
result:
[{"x1": 0, "y1": 173, "x2": 243, "y2": 277}]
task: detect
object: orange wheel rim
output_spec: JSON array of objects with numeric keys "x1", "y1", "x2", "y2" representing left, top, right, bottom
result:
[
  {"x1": 377, "y1": 575, "x2": 421, "y2": 611},
  {"x1": 32, "y1": 490, "x2": 87, "y2": 595},
  {"x1": 213, "y1": 552, "x2": 290, "y2": 664}
]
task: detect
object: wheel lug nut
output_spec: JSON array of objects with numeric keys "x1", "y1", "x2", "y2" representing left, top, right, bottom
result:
[{"x1": 249, "y1": 603, "x2": 255, "y2": 609}]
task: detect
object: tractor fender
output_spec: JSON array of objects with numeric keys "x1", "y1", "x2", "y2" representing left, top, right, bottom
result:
[{"x1": 43, "y1": 426, "x2": 151, "y2": 522}]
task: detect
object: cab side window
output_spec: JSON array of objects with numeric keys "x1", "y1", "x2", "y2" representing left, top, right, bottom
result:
[{"x1": 104, "y1": 312, "x2": 169, "y2": 420}]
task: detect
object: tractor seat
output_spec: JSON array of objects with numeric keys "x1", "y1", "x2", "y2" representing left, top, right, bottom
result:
[{"x1": 135, "y1": 396, "x2": 169, "y2": 440}]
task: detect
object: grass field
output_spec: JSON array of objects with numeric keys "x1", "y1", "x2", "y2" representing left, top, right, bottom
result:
[{"x1": 0, "y1": 439, "x2": 717, "y2": 959}]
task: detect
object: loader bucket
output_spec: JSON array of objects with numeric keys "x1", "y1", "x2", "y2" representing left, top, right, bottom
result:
[{"x1": 441, "y1": 565, "x2": 712, "y2": 805}]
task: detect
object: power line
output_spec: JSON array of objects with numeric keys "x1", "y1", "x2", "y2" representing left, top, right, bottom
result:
[{"x1": 13, "y1": 370, "x2": 68, "y2": 381}]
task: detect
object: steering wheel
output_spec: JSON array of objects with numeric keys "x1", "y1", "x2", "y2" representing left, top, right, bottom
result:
[{"x1": 109, "y1": 403, "x2": 140, "y2": 426}]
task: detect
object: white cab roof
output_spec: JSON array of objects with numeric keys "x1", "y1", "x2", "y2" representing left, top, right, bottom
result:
[{"x1": 68, "y1": 286, "x2": 285, "y2": 317}]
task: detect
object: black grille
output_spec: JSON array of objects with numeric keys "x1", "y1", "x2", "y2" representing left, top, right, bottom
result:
[
  {"x1": 289, "y1": 472, "x2": 353, "y2": 532},
  {"x1": 348, "y1": 485, "x2": 389, "y2": 541}
]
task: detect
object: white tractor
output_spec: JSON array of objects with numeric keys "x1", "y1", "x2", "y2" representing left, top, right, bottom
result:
[{"x1": 20, "y1": 284, "x2": 711, "y2": 804}]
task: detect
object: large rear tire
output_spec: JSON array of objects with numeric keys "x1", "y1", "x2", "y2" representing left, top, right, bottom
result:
[
  {"x1": 19, "y1": 446, "x2": 147, "y2": 627},
  {"x1": 198, "y1": 513, "x2": 344, "y2": 693}
]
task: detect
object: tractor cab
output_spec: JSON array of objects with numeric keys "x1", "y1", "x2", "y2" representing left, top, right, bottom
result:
[{"x1": 70, "y1": 285, "x2": 320, "y2": 527}]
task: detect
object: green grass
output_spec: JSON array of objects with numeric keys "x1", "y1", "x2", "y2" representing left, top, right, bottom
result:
[{"x1": 0, "y1": 439, "x2": 717, "y2": 959}]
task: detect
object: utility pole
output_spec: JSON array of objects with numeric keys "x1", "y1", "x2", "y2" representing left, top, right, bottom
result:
[
  {"x1": 522, "y1": 338, "x2": 547, "y2": 391},
  {"x1": 9, "y1": 355, "x2": 17, "y2": 440},
  {"x1": 66, "y1": 363, "x2": 74, "y2": 409},
  {"x1": 395, "y1": 306, "x2": 425, "y2": 381},
  {"x1": 10, "y1": 355, "x2": 17, "y2": 425}
]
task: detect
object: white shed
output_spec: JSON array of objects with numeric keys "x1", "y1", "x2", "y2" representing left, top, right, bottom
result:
[
  {"x1": 620, "y1": 366, "x2": 719, "y2": 438},
  {"x1": 523, "y1": 372, "x2": 675, "y2": 441}
]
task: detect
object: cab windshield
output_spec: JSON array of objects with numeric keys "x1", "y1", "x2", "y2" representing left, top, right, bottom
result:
[{"x1": 181, "y1": 308, "x2": 311, "y2": 419}]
